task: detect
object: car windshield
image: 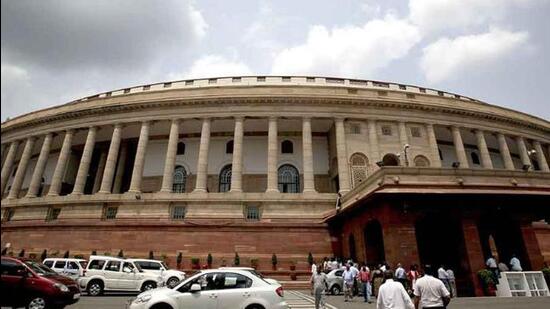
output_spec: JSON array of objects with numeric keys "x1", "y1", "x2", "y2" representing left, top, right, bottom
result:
[
  {"x1": 248, "y1": 270, "x2": 265, "y2": 278},
  {"x1": 24, "y1": 260, "x2": 57, "y2": 276},
  {"x1": 161, "y1": 261, "x2": 169, "y2": 270}
]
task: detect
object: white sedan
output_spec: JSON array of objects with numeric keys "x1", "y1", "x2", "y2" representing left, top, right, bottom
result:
[{"x1": 129, "y1": 269, "x2": 288, "y2": 309}]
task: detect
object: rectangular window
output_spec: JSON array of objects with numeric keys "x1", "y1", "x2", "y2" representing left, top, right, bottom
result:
[
  {"x1": 382, "y1": 125, "x2": 392, "y2": 136},
  {"x1": 399, "y1": 85, "x2": 407, "y2": 90},
  {"x1": 257, "y1": 76, "x2": 266, "y2": 82},
  {"x1": 246, "y1": 206, "x2": 260, "y2": 221},
  {"x1": 438, "y1": 91, "x2": 444, "y2": 96},
  {"x1": 419, "y1": 88, "x2": 426, "y2": 93},
  {"x1": 171, "y1": 206, "x2": 186, "y2": 220},
  {"x1": 349, "y1": 79, "x2": 366, "y2": 86},
  {"x1": 163, "y1": 82, "x2": 172, "y2": 88},
  {"x1": 282, "y1": 76, "x2": 291, "y2": 82},
  {"x1": 350, "y1": 124, "x2": 361, "y2": 134},
  {"x1": 123, "y1": 88, "x2": 131, "y2": 94},
  {"x1": 103, "y1": 206, "x2": 118, "y2": 220},
  {"x1": 54, "y1": 261, "x2": 66, "y2": 268},
  {"x1": 45, "y1": 208, "x2": 61, "y2": 222},
  {"x1": 208, "y1": 78, "x2": 217, "y2": 84},
  {"x1": 373, "y1": 81, "x2": 389, "y2": 88},
  {"x1": 105, "y1": 92, "x2": 112, "y2": 97},
  {"x1": 105, "y1": 260, "x2": 121, "y2": 272},
  {"x1": 411, "y1": 127, "x2": 422, "y2": 138},
  {"x1": 185, "y1": 80, "x2": 194, "y2": 86},
  {"x1": 306, "y1": 77, "x2": 316, "y2": 82},
  {"x1": 326, "y1": 78, "x2": 344, "y2": 84},
  {"x1": 143, "y1": 85, "x2": 150, "y2": 90},
  {"x1": 232, "y1": 77, "x2": 241, "y2": 82},
  {"x1": 88, "y1": 259, "x2": 106, "y2": 270}
]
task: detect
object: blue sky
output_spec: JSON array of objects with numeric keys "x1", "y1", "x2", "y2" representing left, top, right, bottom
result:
[{"x1": 2, "y1": 0, "x2": 550, "y2": 121}]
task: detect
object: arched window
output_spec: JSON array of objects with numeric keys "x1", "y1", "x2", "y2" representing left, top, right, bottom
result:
[
  {"x1": 281, "y1": 140, "x2": 293, "y2": 154},
  {"x1": 382, "y1": 153, "x2": 400, "y2": 166},
  {"x1": 226, "y1": 140, "x2": 234, "y2": 154},
  {"x1": 219, "y1": 164, "x2": 232, "y2": 192},
  {"x1": 414, "y1": 155, "x2": 430, "y2": 167},
  {"x1": 173, "y1": 165, "x2": 187, "y2": 193},
  {"x1": 177, "y1": 142, "x2": 185, "y2": 155},
  {"x1": 278, "y1": 164, "x2": 300, "y2": 193},
  {"x1": 350, "y1": 152, "x2": 368, "y2": 188},
  {"x1": 471, "y1": 152, "x2": 480, "y2": 165}
]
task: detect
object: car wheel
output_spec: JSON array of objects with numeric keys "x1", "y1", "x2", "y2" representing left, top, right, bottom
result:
[
  {"x1": 141, "y1": 281, "x2": 157, "y2": 292},
  {"x1": 331, "y1": 285, "x2": 341, "y2": 295},
  {"x1": 26, "y1": 296, "x2": 47, "y2": 309},
  {"x1": 167, "y1": 277, "x2": 180, "y2": 288},
  {"x1": 151, "y1": 303, "x2": 173, "y2": 309},
  {"x1": 245, "y1": 305, "x2": 265, "y2": 309},
  {"x1": 87, "y1": 281, "x2": 104, "y2": 296}
]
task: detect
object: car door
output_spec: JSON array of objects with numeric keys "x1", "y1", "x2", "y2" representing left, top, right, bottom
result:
[
  {"x1": 1, "y1": 258, "x2": 22, "y2": 307},
  {"x1": 174, "y1": 273, "x2": 218, "y2": 309},
  {"x1": 53, "y1": 260, "x2": 66, "y2": 275},
  {"x1": 102, "y1": 260, "x2": 122, "y2": 290},
  {"x1": 214, "y1": 272, "x2": 254, "y2": 309},
  {"x1": 119, "y1": 262, "x2": 139, "y2": 290}
]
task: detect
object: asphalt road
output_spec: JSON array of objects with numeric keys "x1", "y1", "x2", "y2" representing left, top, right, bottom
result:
[{"x1": 65, "y1": 291, "x2": 550, "y2": 309}]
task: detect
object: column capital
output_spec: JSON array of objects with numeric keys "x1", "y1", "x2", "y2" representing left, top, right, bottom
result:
[
  {"x1": 234, "y1": 116, "x2": 245, "y2": 122},
  {"x1": 302, "y1": 116, "x2": 312, "y2": 122},
  {"x1": 268, "y1": 116, "x2": 278, "y2": 122},
  {"x1": 334, "y1": 116, "x2": 346, "y2": 122}
]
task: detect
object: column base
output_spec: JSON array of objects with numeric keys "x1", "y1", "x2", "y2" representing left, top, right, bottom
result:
[
  {"x1": 47, "y1": 193, "x2": 59, "y2": 197},
  {"x1": 192, "y1": 188, "x2": 208, "y2": 193},
  {"x1": 302, "y1": 189, "x2": 317, "y2": 194},
  {"x1": 229, "y1": 189, "x2": 243, "y2": 193},
  {"x1": 69, "y1": 192, "x2": 83, "y2": 196},
  {"x1": 24, "y1": 194, "x2": 37, "y2": 198},
  {"x1": 159, "y1": 189, "x2": 173, "y2": 193},
  {"x1": 96, "y1": 190, "x2": 112, "y2": 195},
  {"x1": 265, "y1": 189, "x2": 280, "y2": 194}
]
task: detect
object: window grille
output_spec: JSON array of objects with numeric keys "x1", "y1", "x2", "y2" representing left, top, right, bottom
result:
[
  {"x1": 103, "y1": 206, "x2": 118, "y2": 220},
  {"x1": 246, "y1": 205, "x2": 260, "y2": 221},
  {"x1": 278, "y1": 164, "x2": 300, "y2": 193},
  {"x1": 173, "y1": 166, "x2": 187, "y2": 193},
  {"x1": 219, "y1": 165, "x2": 232, "y2": 192},
  {"x1": 171, "y1": 206, "x2": 186, "y2": 220}
]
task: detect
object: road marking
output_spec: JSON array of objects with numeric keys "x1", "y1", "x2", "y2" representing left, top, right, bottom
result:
[{"x1": 286, "y1": 291, "x2": 338, "y2": 309}]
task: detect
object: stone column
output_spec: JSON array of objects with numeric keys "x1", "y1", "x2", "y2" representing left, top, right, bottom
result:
[
  {"x1": 516, "y1": 136, "x2": 531, "y2": 168},
  {"x1": 533, "y1": 141, "x2": 549, "y2": 172},
  {"x1": 230, "y1": 117, "x2": 244, "y2": 192},
  {"x1": 335, "y1": 117, "x2": 350, "y2": 194},
  {"x1": 26, "y1": 133, "x2": 53, "y2": 197},
  {"x1": 48, "y1": 130, "x2": 74, "y2": 196},
  {"x1": 128, "y1": 121, "x2": 150, "y2": 193},
  {"x1": 302, "y1": 117, "x2": 316, "y2": 193},
  {"x1": 266, "y1": 117, "x2": 279, "y2": 193},
  {"x1": 98, "y1": 124, "x2": 123, "y2": 193},
  {"x1": 451, "y1": 126, "x2": 469, "y2": 168},
  {"x1": 0, "y1": 141, "x2": 19, "y2": 195},
  {"x1": 112, "y1": 142, "x2": 128, "y2": 194},
  {"x1": 161, "y1": 119, "x2": 180, "y2": 192},
  {"x1": 475, "y1": 129, "x2": 493, "y2": 169},
  {"x1": 367, "y1": 120, "x2": 380, "y2": 164},
  {"x1": 193, "y1": 118, "x2": 211, "y2": 192},
  {"x1": 497, "y1": 133, "x2": 515, "y2": 170},
  {"x1": 8, "y1": 137, "x2": 36, "y2": 199},
  {"x1": 398, "y1": 122, "x2": 409, "y2": 166},
  {"x1": 520, "y1": 222, "x2": 545, "y2": 271},
  {"x1": 91, "y1": 149, "x2": 107, "y2": 193},
  {"x1": 71, "y1": 127, "x2": 97, "y2": 195},
  {"x1": 461, "y1": 218, "x2": 486, "y2": 296},
  {"x1": 425, "y1": 123, "x2": 442, "y2": 168}
]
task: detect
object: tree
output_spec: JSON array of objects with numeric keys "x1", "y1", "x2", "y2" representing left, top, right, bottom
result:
[
  {"x1": 63, "y1": 251, "x2": 70, "y2": 258},
  {"x1": 149, "y1": 250, "x2": 154, "y2": 259},
  {"x1": 18, "y1": 249, "x2": 25, "y2": 257},
  {"x1": 207, "y1": 253, "x2": 213, "y2": 267},
  {"x1": 118, "y1": 250, "x2": 124, "y2": 258},
  {"x1": 40, "y1": 250, "x2": 48, "y2": 261},
  {"x1": 308, "y1": 252, "x2": 314, "y2": 266},
  {"x1": 234, "y1": 252, "x2": 240, "y2": 266}
]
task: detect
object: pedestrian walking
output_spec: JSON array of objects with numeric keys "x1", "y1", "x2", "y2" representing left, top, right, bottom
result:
[
  {"x1": 350, "y1": 262, "x2": 360, "y2": 296},
  {"x1": 407, "y1": 264, "x2": 419, "y2": 293},
  {"x1": 377, "y1": 270, "x2": 414, "y2": 309},
  {"x1": 413, "y1": 265, "x2": 451, "y2": 309},
  {"x1": 372, "y1": 265, "x2": 384, "y2": 297},
  {"x1": 342, "y1": 264, "x2": 355, "y2": 302},
  {"x1": 437, "y1": 265, "x2": 451, "y2": 293},
  {"x1": 359, "y1": 265, "x2": 372, "y2": 303},
  {"x1": 446, "y1": 268, "x2": 457, "y2": 298},
  {"x1": 311, "y1": 266, "x2": 328, "y2": 309},
  {"x1": 395, "y1": 263, "x2": 408, "y2": 288},
  {"x1": 510, "y1": 254, "x2": 522, "y2": 271}
]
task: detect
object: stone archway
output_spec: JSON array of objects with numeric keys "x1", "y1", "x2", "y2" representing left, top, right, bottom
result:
[{"x1": 364, "y1": 220, "x2": 385, "y2": 267}]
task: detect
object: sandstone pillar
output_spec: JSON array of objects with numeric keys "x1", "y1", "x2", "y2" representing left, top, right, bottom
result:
[
  {"x1": 475, "y1": 129, "x2": 493, "y2": 169},
  {"x1": 367, "y1": 119, "x2": 380, "y2": 164},
  {"x1": 128, "y1": 121, "x2": 150, "y2": 193},
  {"x1": 533, "y1": 141, "x2": 549, "y2": 172},
  {"x1": 48, "y1": 130, "x2": 74, "y2": 196},
  {"x1": 26, "y1": 133, "x2": 53, "y2": 197},
  {"x1": 335, "y1": 117, "x2": 350, "y2": 194},
  {"x1": 98, "y1": 124, "x2": 123, "y2": 193},
  {"x1": 451, "y1": 126, "x2": 469, "y2": 168},
  {"x1": 461, "y1": 218, "x2": 486, "y2": 296},
  {"x1": 520, "y1": 222, "x2": 544, "y2": 271},
  {"x1": 0, "y1": 141, "x2": 19, "y2": 195},
  {"x1": 426, "y1": 123, "x2": 442, "y2": 168},
  {"x1": 8, "y1": 137, "x2": 36, "y2": 199},
  {"x1": 230, "y1": 117, "x2": 244, "y2": 192},
  {"x1": 516, "y1": 136, "x2": 531, "y2": 169},
  {"x1": 161, "y1": 119, "x2": 180, "y2": 192},
  {"x1": 112, "y1": 142, "x2": 128, "y2": 194},
  {"x1": 92, "y1": 149, "x2": 107, "y2": 193},
  {"x1": 193, "y1": 118, "x2": 211, "y2": 192},
  {"x1": 71, "y1": 127, "x2": 97, "y2": 195},
  {"x1": 266, "y1": 116, "x2": 279, "y2": 193},
  {"x1": 497, "y1": 133, "x2": 515, "y2": 170},
  {"x1": 302, "y1": 117, "x2": 316, "y2": 193}
]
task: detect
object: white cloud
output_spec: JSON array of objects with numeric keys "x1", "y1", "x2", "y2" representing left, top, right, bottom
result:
[
  {"x1": 271, "y1": 15, "x2": 421, "y2": 77},
  {"x1": 182, "y1": 55, "x2": 253, "y2": 79},
  {"x1": 420, "y1": 28, "x2": 529, "y2": 83},
  {"x1": 409, "y1": 0, "x2": 546, "y2": 34}
]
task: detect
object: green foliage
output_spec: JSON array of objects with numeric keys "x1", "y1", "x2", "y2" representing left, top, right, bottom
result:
[
  {"x1": 477, "y1": 269, "x2": 495, "y2": 285},
  {"x1": 542, "y1": 267, "x2": 550, "y2": 275},
  {"x1": 234, "y1": 252, "x2": 240, "y2": 266},
  {"x1": 117, "y1": 250, "x2": 124, "y2": 258},
  {"x1": 250, "y1": 258, "x2": 259, "y2": 269},
  {"x1": 191, "y1": 257, "x2": 200, "y2": 265},
  {"x1": 74, "y1": 254, "x2": 84, "y2": 259}
]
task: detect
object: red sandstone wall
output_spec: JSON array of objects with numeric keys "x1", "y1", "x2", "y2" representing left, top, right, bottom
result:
[{"x1": 533, "y1": 221, "x2": 550, "y2": 264}]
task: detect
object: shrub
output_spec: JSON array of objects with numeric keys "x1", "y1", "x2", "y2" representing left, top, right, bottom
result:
[
  {"x1": 63, "y1": 251, "x2": 70, "y2": 258},
  {"x1": 191, "y1": 257, "x2": 200, "y2": 266},
  {"x1": 250, "y1": 258, "x2": 259, "y2": 269},
  {"x1": 117, "y1": 250, "x2": 124, "y2": 258},
  {"x1": 40, "y1": 250, "x2": 47, "y2": 261},
  {"x1": 74, "y1": 254, "x2": 84, "y2": 259},
  {"x1": 234, "y1": 252, "x2": 240, "y2": 266},
  {"x1": 478, "y1": 269, "x2": 495, "y2": 285}
]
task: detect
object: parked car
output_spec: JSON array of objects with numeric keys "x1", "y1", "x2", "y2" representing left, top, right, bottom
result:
[
  {"x1": 1, "y1": 256, "x2": 81, "y2": 309},
  {"x1": 326, "y1": 268, "x2": 344, "y2": 295},
  {"x1": 43, "y1": 258, "x2": 87, "y2": 280},
  {"x1": 127, "y1": 259, "x2": 186, "y2": 288},
  {"x1": 78, "y1": 255, "x2": 163, "y2": 296},
  {"x1": 129, "y1": 269, "x2": 288, "y2": 309},
  {"x1": 219, "y1": 267, "x2": 280, "y2": 285}
]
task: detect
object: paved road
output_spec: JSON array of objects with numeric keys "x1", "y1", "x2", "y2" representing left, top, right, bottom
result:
[{"x1": 66, "y1": 291, "x2": 550, "y2": 309}]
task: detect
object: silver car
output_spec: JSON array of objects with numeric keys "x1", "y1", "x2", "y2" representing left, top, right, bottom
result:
[{"x1": 325, "y1": 269, "x2": 344, "y2": 295}]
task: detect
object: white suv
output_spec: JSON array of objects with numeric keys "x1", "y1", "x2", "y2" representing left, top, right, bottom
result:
[
  {"x1": 128, "y1": 259, "x2": 186, "y2": 288},
  {"x1": 43, "y1": 258, "x2": 87, "y2": 280},
  {"x1": 129, "y1": 269, "x2": 288, "y2": 309},
  {"x1": 78, "y1": 255, "x2": 163, "y2": 296}
]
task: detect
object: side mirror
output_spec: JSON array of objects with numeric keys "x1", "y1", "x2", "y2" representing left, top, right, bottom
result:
[{"x1": 190, "y1": 283, "x2": 201, "y2": 292}]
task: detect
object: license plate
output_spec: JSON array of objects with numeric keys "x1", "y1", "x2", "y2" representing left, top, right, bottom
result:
[{"x1": 73, "y1": 293, "x2": 80, "y2": 299}]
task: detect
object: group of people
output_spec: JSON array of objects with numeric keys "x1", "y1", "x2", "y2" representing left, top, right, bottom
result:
[
  {"x1": 485, "y1": 254, "x2": 523, "y2": 282},
  {"x1": 311, "y1": 258, "x2": 453, "y2": 309}
]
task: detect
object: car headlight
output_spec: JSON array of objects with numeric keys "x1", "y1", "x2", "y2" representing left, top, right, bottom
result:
[
  {"x1": 53, "y1": 283, "x2": 69, "y2": 292},
  {"x1": 133, "y1": 294, "x2": 152, "y2": 304}
]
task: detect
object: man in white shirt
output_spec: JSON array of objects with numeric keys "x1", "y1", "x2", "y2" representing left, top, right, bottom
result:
[
  {"x1": 437, "y1": 265, "x2": 450, "y2": 293},
  {"x1": 446, "y1": 268, "x2": 456, "y2": 298},
  {"x1": 377, "y1": 271, "x2": 414, "y2": 309},
  {"x1": 414, "y1": 265, "x2": 450, "y2": 309},
  {"x1": 510, "y1": 254, "x2": 522, "y2": 271},
  {"x1": 311, "y1": 262, "x2": 317, "y2": 274},
  {"x1": 395, "y1": 263, "x2": 407, "y2": 287},
  {"x1": 342, "y1": 265, "x2": 356, "y2": 302},
  {"x1": 486, "y1": 255, "x2": 498, "y2": 280}
]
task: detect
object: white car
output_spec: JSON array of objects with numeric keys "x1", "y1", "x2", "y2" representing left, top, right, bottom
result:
[
  {"x1": 128, "y1": 259, "x2": 186, "y2": 288},
  {"x1": 42, "y1": 258, "x2": 87, "y2": 280},
  {"x1": 78, "y1": 255, "x2": 163, "y2": 296},
  {"x1": 129, "y1": 269, "x2": 288, "y2": 309},
  {"x1": 219, "y1": 267, "x2": 280, "y2": 286}
]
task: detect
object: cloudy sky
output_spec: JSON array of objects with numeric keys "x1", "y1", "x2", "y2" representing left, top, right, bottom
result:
[{"x1": 2, "y1": 0, "x2": 549, "y2": 121}]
